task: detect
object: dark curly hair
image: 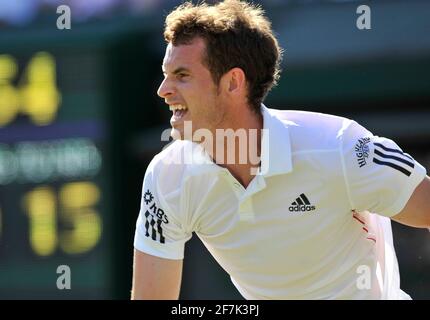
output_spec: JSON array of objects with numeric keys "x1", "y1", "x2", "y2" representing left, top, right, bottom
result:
[{"x1": 164, "y1": 0, "x2": 283, "y2": 113}]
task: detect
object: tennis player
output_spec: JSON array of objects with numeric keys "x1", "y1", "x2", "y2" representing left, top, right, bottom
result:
[{"x1": 131, "y1": 0, "x2": 430, "y2": 299}]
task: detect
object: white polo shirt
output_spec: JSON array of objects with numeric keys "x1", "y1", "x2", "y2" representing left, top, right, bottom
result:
[{"x1": 134, "y1": 105, "x2": 427, "y2": 299}]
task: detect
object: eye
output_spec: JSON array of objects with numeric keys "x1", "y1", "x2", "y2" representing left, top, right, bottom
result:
[{"x1": 177, "y1": 73, "x2": 189, "y2": 80}]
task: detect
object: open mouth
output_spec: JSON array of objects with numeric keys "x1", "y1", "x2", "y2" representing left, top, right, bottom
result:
[{"x1": 169, "y1": 104, "x2": 189, "y2": 122}]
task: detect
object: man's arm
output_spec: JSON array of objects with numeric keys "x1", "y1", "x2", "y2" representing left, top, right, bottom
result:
[
  {"x1": 391, "y1": 176, "x2": 430, "y2": 228},
  {"x1": 131, "y1": 249, "x2": 183, "y2": 300}
]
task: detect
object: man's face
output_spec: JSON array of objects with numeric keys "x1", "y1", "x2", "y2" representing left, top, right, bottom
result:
[{"x1": 158, "y1": 37, "x2": 227, "y2": 140}]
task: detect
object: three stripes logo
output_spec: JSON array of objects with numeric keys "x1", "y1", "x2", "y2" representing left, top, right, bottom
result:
[
  {"x1": 372, "y1": 142, "x2": 415, "y2": 177},
  {"x1": 289, "y1": 193, "x2": 316, "y2": 212}
]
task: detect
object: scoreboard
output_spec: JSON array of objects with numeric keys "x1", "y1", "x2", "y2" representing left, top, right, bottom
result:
[
  {"x1": 0, "y1": 20, "x2": 162, "y2": 299},
  {"x1": 0, "y1": 43, "x2": 113, "y2": 298}
]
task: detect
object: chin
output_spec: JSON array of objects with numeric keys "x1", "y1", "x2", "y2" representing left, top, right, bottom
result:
[{"x1": 170, "y1": 127, "x2": 184, "y2": 140}]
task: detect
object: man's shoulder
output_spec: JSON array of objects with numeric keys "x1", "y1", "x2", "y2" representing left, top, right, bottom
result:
[
  {"x1": 146, "y1": 139, "x2": 215, "y2": 185},
  {"x1": 269, "y1": 108, "x2": 357, "y2": 152},
  {"x1": 148, "y1": 140, "x2": 192, "y2": 173},
  {"x1": 270, "y1": 108, "x2": 352, "y2": 131}
]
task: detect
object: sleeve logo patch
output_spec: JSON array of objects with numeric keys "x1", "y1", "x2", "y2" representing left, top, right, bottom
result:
[
  {"x1": 355, "y1": 137, "x2": 371, "y2": 167},
  {"x1": 143, "y1": 190, "x2": 154, "y2": 205},
  {"x1": 143, "y1": 189, "x2": 169, "y2": 244}
]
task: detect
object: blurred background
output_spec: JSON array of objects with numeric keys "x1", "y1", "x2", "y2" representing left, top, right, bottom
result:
[{"x1": 0, "y1": 0, "x2": 429, "y2": 299}]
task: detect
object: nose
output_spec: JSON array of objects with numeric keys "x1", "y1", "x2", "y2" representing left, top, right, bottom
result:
[{"x1": 157, "y1": 77, "x2": 174, "y2": 99}]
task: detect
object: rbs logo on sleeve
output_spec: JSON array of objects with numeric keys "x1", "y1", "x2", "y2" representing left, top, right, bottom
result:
[{"x1": 143, "y1": 190, "x2": 169, "y2": 244}]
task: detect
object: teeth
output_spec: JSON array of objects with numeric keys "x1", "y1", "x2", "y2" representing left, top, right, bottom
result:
[{"x1": 169, "y1": 104, "x2": 188, "y2": 111}]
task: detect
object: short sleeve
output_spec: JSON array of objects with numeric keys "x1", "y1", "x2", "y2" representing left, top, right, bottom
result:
[
  {"x1": 341, "y1": 120, "x2": 427, "y2": 217},
  {"x1": 133, "y1": 162, "x2": 191, "y2": 260}
]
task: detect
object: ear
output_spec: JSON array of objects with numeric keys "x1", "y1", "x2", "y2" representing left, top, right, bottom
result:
[{"x1": 221, "y1": 67, "x2": 246, "y2": 95}]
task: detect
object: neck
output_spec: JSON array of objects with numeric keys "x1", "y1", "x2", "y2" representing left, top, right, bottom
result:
[{"x1": 204, "y1": 106, "x2": 263, "y2": 188}]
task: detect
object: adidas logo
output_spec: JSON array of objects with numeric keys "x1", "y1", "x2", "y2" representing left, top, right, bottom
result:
[{"x1": 289, "y1": 193, "x2": 316, "y2": 212}]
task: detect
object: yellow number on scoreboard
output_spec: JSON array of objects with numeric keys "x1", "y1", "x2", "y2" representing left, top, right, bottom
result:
[
  {"x1": 0, "y1": 55, "x2": 20, "y2": 127},
  {"x1": 0, "y1": 52, "x2": 61, "y2": 128},
  {"x1": 23, "y1": 182, "x2": 102, "y2": 257},
  {"x1": 23, "y1": 186, "x2": 58, "y2": 256},
  {"x1": 59, "y1": 182, "x2": 102, "y2": 255}
]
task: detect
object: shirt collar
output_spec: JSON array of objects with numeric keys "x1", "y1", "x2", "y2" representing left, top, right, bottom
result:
[{"x1": 259, "y1": 104, "x2": 293, "y2": 177}]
